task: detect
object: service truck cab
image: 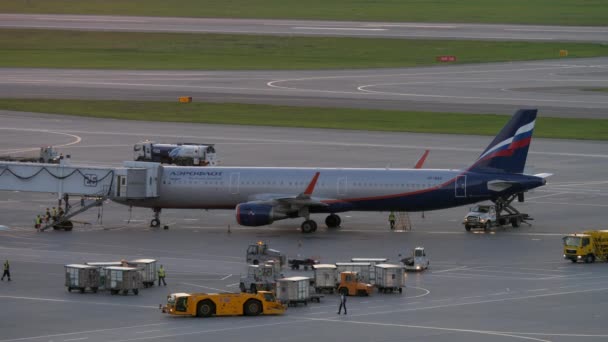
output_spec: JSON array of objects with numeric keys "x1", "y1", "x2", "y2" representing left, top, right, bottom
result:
[
  {"x1": 246, "y1": 241, "x2": 286, "y2": 267},
  {"x1": 337, "y1": 271, "x2": 373, "y2": 296},
  {"x1": 161, "y1": 291, "x2": 285, "y2": 317}
]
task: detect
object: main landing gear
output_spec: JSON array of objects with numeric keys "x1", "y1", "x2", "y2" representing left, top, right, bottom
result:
[
  {"x1": 150, "y1": 208, "x2": 161, "y2": 228},
  {"x1": 300, "y1": 214, "x2": 342, "y2": 234}
]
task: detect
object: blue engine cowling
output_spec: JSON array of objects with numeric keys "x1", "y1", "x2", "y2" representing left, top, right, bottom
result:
[{"x1": 236, "y1": 203, "x2": 284, "y2": 227}]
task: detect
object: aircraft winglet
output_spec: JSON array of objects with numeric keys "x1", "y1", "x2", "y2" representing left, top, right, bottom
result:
[
  {"x1": 415, "y1": 150, "x2": 430, "y2": 169},
  {"x1": 303, "y1": 172, "x2": 321, "y2": 196}
]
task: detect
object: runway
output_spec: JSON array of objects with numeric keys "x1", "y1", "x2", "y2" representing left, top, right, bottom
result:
[
  {"x1": 2, "y1": 57, "x2": 608, "y2": 118},
  {"x1": 2, "y1": 14, "x2": 608, "y2": 43},
  {"x1": 1, "y1": 111, "x2": 607, "y2": 341}
]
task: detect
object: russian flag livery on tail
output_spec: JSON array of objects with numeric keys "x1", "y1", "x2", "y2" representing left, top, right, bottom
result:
[
  {"x1": 470, "y1": 109, "x2": 536, "y2": 174},
  {"x1": 109, "y1": 108, "x2": 551, "y2": 233}
]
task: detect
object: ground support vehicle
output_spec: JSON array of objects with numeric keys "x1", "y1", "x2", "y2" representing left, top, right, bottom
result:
[
  {"x1": 161, "y1": 291, "x2": 285, "y2": 317},
  {"x1": 0, "y1": 146, "x2": 61, "y2": 164},
  {"x1": 104, "y1": 266, "x2": 143, "y2": 295},
  {"x1": 336, "y1": 262, "x2": 372, "y2": 284},
  {"x1": 337, "y1": 271, "x2": 373, "y2": 296},
  {"x1": 65, "y1": 264, "x2": 100, "y2": 293},
  {"x1": 288, "y1": 257, "x2": 319, "y2": 270},
  {"x1": 128, "y1": 259, "x2": 157, "y2": 288},
  {"x1": 463, "y1": 198, "x2": 530, "y2": 231},
  {"x1": 276, "y1": 276, "x2": 312, "y2": 307},
  {"x1": 563, "y1": 230, "x2": 608, "y2": 263},
  {"x1": 351, "y1": 258, "x2": 388, "y2": 284},
  {"x1": 246, "y1": 241, "x2": 286, "y2": 267},
  {"x1": 401, "y1": 247, "x2": 430, "y2": 271},
  {"x1": 375, "y1": 264, "x2": 405, "y2": 293},
  {"x1": 85, "y1": 261, "x2": 122, "y2": 290},
  {"x1": 312, "y1": 264, "x2": 338, "y2": 294},
  {"x1": 239, "y1": 264, "x2": 279, "y2": 293},
  {"x1": 133, "y1": 141, "x2": 218, "y2": 166}
]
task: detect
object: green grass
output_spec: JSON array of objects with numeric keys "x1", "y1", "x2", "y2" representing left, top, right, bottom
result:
[
  {"x1": 0, "y1": 99, "x2": 606, "y2": 140},
  {"x1": 584, "y1": 88, "x2": 608, "y2": 93},
  {"x1": 2, "y1": 29, "x2": 608, "y2": 70},
  {"x1": 1, "y1": 0, "x2": 606, "y2": 26}
]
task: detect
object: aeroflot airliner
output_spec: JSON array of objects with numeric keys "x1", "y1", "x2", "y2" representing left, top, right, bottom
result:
[{"x1": 121, "y1": 109, "x2": 550, "y2": 233}]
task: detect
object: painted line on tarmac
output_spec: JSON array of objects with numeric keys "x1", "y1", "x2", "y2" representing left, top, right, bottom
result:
[
  {"x1": 0, "y1": 323, "x2": 170, "y2": 342},
  {"x1": 0, "y1": 295, "x2": 157, "y2": 309},
  {"x1": 63, "y1": 338, "x2": 88, "y2": 342},
  {"x1": 0, "y1": 128, "x2": 82, "y2": 154}
]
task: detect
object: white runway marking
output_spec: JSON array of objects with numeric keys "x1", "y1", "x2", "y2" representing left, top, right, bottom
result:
[
  {"x1": 292, "y1": 26, "x2": 387, "y2": 31},
  {"x1": 0, "y1": 323, "x2": 169, "y2": 342},
  {"x1": 0, "y1": 128, "x2": 82, "y2": 154},
  {"x1": 63, "y1": 338, "x2": 88, "y2": 342}
]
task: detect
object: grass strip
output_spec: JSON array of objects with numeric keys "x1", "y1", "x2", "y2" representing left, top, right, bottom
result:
[
  {"x1": 1, "y1": 0, "x2": 607, "y2": 26},
  {"x1": 0, "y1": 99, "x2": 606, "y2": 141},
  {"x1": 2, "y1": 29, "x2": 608, "y2": 70}
]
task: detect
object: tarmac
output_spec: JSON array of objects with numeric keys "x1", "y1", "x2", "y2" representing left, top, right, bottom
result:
[{"x1": 1, "y1": 111, "x2": 607, "y2": 342}]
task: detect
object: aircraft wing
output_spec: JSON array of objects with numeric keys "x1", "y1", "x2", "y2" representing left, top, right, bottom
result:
[{"x1": 246, "y1": 172, "x2": 330, "y2": 209}]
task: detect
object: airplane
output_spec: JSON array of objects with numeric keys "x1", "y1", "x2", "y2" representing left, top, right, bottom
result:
[{"x1": 116, "y1": 108, "x2": 549, "y2": 233}]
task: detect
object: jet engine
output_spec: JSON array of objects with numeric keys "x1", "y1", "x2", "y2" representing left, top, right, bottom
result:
[{"x1": 236, "y1": 202, "x2": 288, "y2": 227}]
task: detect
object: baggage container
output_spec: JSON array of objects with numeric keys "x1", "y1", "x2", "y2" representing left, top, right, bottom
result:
[
  {"x1": 350, "y1": 258, "x2": 388, "y2": 284},
  {"x1": 335, "y1": 262, "x2": 371, "y2": 284},
  {"x1": 313, "y1": 264, "x2": 338, "y2": 293},
  {"x1": 276, "y1": 276, "x2": 310, "y2": 307},
  {"x1": 129, "y1": 258, "x2": 157, "y2": 288},
  {"x1": 375, "y1": 263, "x2": 405, "y2": 294},
  {"x1": 65, "y1": 264, "x2": 100, "y2": 293},
  {"x1": 104, "y1": 266, "x2": 143, "y2": 295},
  {"x1": 85, "y1": 261, "x2": 122, "y2": 290}
]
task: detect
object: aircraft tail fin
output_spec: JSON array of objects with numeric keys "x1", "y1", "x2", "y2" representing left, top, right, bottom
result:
[{"x1": 469, "y1": 109, "x2": 537, "y2": 174}]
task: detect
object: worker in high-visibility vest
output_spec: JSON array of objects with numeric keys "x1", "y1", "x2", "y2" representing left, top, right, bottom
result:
[
  {"x1": 158, "y1": 265, "x2": 167, "y2": 286},
  {"x1": 35, "y1": 215, "x2": 42, "y2": 231},
  {"x1": 51, "y1": 207, "x2": 58, "y2": 221},
  {"x1": 388, "y1": 211, "x2": 396, "y2": 230},
  {"x1": 1, "y1": 260, "x2": 10, "y2": 281}
]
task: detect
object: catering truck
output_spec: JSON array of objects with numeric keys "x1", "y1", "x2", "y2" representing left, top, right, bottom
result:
[
  {"x1": 563, "y1": 230, "x2": 608, "y2": 263},
  {"x1": 161, "y1": 291, "x2": 285, "y2": 317}
]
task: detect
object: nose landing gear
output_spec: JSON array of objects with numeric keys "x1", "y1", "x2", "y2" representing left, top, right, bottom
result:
[{"x1": 150, "y1": 208, "x2": 161, "y2": 228}]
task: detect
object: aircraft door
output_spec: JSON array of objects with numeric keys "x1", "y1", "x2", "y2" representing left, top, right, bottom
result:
[
  {"x1": 455, "y1": 175, "x2": 466, "y2": 198},
  {"x1": 337, "y1": 177, "x2": 347, "y2": 197},
  {"x1": 229, "y1": 173, "x2": 240, "y2": 195}
]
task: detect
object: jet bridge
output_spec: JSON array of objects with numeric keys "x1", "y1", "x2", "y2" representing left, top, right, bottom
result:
[
  {"x1": 0, "y1": 160, "x2": 160, "y2": 199},
  {"x1": 0, "y1": 160, "x2": 161, "y2": 230}
]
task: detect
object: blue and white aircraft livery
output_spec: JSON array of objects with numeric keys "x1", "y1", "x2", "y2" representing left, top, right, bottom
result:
[{"x1": 122, "y1": 109, "x2": 550, "y2": 233}]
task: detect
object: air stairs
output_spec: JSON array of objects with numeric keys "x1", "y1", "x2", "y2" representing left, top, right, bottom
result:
[
  {"x1": 395, "y1": 212, "x2": 412, "y2": 231},
  {"x1": 40, "y1": 192, "x2": 108, "y2": 232}
]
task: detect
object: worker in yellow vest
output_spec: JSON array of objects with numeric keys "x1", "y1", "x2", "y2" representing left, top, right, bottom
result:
[
  {"x1": 35, "y1": 215, "x2": 42, "y2": 231},
  {"x1": 388, "y1": 211, "x2": 396, "y2": 230},
  {"x1": 158, "y1": 265, "x2": 167, "y2": 286},
  {"x1": 1, "y1": 260, "x2": 10, "y2": 281}
]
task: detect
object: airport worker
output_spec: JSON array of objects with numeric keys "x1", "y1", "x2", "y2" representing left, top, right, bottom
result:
[
  {"x1": 51, "y1": 207, "x2": 57, "y2": 221},
  {"x1": 35, "y1": 215, "x2": 42, "y2": 231},
  {"x1": 1, "y1": 260, "x2": 10, "y2": 281},
  {"x1": 45, "y1": 208, "x2": 51, "y2": 223},
  {"x1": 58, "y1": 207, "x2": 64, "y2": 218},
  {"x1": 63, "y1": 193, "x2": 70, "y2": 211},
  {"x1": 388, "y1": 211, "x2": 396, "y2": 230},
  {"x1": 158, "y1": 265, "x2": 167, "y2": 286},
  {"x1": 337, "y1": 292, "x2": 347, "y2": 315}
]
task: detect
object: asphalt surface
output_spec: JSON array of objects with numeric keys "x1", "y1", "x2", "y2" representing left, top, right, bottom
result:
[
  {"x1": 2, "y1": 14, "x2": 608, "y2": 43},
  {"x1": 1, "y1": 111, "x2": 607, "y2": 341},
  {"x1": 2, "y1": 57, "x2": 608, "y2": 118}
]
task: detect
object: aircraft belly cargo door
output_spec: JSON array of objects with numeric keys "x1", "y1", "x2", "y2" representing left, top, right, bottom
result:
[{"x1": 455, "y1": 175, "x2": 466, "y2": 198}]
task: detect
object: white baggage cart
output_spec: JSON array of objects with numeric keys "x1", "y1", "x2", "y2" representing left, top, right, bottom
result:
[
  {"x1": 129, "y1": 259, "x2": 157, "y2": 288},
  {"x1": 276, "y1": 276, "x2": 311, "y2": 307},
  {"x1": 350, "y1": 258, "x2": 388, "y2": 284},
  {"x1": 375, "y1": 263, "x2": 405, "y2": 294},
  {"x1": 313, "y1": 264, "x2": 338, "y2": 294},
  {"x1": 65, "y1": 264, "x2": 100, "y2": 293},
  {"x1": 104, "y1": 266, "x2": 143, "y2": 295},
  {"x1": 85, "y1": 261, "x2": 122, "y2": 290}
]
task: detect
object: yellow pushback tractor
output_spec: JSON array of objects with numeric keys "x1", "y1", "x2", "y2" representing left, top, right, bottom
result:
[
  {"x1": 563, "y1": 230, "x2": 608, "y2": 263},
  {"x1": 161, "y1": 291, "x2": 286, "y2": 317}
]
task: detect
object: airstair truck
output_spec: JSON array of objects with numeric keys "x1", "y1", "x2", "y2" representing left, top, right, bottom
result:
[
  {"x1": 161, "y1": 291, "x2": 285, "y2": 317},
  {"x1": 563, "y1": 230, "x2": 608, "y2": 263}
]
